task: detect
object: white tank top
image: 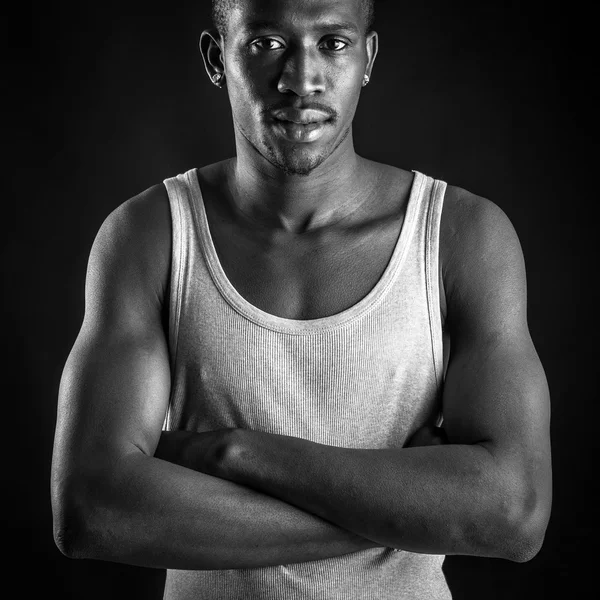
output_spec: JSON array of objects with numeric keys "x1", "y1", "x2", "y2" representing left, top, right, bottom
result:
[{"x1": 162, "y1": 167, "x2": 451, "y2": 599}]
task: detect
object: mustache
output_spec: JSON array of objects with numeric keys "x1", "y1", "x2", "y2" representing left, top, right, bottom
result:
[{"x1": 264, "y1": 101, "x2": 338, "y2": 122}]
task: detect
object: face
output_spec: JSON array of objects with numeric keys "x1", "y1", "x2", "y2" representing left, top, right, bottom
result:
[{"x1": 205, "y1": 0, "x2": 377, "y2": 176}]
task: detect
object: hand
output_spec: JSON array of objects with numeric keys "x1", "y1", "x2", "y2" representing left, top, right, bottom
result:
[{"x1": 405, "y1": 422, "x2": 449, "y2": 448}]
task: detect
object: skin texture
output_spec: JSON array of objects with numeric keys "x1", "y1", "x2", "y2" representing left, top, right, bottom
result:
[{"x1": 51, "y1": 0, "x2": 552, "y2": 573}]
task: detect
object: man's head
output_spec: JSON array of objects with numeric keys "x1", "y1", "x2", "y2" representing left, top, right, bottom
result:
[{"x1": 200, "y1": 0, "x2": 378, "y2": 177}]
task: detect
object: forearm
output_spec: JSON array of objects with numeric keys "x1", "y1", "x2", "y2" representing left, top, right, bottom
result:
[
  {"x1": 195, "y1": 430, "x2": 536, "y2": 561},
  {"x1": 61, "y1": 449, "x2": 379, "y2": 570}
]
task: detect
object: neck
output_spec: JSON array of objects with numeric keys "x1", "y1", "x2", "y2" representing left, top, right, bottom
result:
[{"x1": 226, "y1": 127, "x2": 379, "y2": 234}]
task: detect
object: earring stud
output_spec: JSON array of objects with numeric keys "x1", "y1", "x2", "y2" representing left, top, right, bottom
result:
[
  {"x1": 211, "y1": 73, "x2": 223, "y2": 86},
  {"x1": 362, "y1": 74, "x2": 370, "y2": 87}
]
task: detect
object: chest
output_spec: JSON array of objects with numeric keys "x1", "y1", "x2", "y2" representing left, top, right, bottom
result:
[{"x1": 206, "y1": 210, "x2": 405, "y2": 321}]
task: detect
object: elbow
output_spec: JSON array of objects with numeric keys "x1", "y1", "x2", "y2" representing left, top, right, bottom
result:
[
  {"x1": 464, "y1": 469, "x2": 552, "y2": 563},
  {"x1": 52, "y1": 470, "x2": 85, "y2": 559},
  {"x1": 52, "y1": 485, "x2": 103, "y2": 560},
  {"x1": 499, "y1": 484, "x2": 552, "y2": 563},
  {"x1": 52, "y1": 449, "x2": 148, "y2": 563},
  {"x1": 52, "y1": 451, "x2": 148, "y2": 562},
  {"x1": 52, "y1": 471, "x2": 114, "y2": 561},
  {"x1": 52, "y1": 498, "x2": 93, "y2": 560},
  {"x1": 503, "y1": 508, "x2": 550, "y2": 563},
  {"x1": 54, "y1": 499, "x2": 124, "y2": 562},
  {"x1": 54, "y1": 521, "x2": 84, "y2": 560},
  {"x1": 502, "y1": 521, "x2": 547, "y2": 563}
]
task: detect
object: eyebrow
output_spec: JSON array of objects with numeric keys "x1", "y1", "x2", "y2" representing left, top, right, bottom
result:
[{"x1": 243, "y1": 20, "x2": 361, "y2": 35}]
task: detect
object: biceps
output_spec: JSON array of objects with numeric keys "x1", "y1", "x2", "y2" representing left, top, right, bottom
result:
[
  {"x1": 442, "y1": 334, "x2": 551, "y2": 461},
  {"x1": 55, "y1": 327, "x2": 171, "y2": 472}
]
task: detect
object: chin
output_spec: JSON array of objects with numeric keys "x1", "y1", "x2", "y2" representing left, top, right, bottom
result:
[
  {"x1": 261, "y1": 138, "x2": 332, "y2": 177},
  {"x1": 271, "y1": 151, "x2": 328, "y2": 176}
]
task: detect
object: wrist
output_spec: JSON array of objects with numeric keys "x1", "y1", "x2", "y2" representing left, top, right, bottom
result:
[
  {"x1": 186, "y1": 428, "x2": 243, "y2": 478},
  {"x1": 216, "y1": 428, "x2": 252, "y2": 482}
]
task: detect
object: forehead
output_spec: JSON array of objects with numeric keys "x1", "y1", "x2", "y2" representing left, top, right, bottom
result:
[{"x1": 230, "y1": 0, "x2": 365, "y2": 32}]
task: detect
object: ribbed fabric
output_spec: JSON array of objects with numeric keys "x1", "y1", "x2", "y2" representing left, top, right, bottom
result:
[{"x1": 162, "y1": 168, "x2": 450, "y2": 600}]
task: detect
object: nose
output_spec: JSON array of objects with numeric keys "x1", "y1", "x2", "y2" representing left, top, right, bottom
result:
[{"x1": 277, "y1": 46, "x2": 326, "y2": 96}]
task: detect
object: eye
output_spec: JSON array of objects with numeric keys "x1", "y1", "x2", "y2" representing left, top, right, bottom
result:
[
  {"x1": 321, "y1": 38, "x2": 349, "y2": 52},
  {"x1": 250, "y1": 38, "x2": 285, "y2": 51}
]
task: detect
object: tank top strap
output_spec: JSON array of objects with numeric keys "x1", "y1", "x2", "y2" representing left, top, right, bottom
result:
[{"x1": 408, "y1": 172, "x2": 447, "y2": 387}]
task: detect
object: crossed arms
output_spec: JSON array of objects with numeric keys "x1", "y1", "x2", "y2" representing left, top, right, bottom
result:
[{"x1": 51, "y1": 185, "x2": 551, "y2": 570}]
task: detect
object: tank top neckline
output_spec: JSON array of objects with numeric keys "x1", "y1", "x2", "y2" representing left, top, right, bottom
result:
[{"x1": 187, "y1": 167, "x2": 425, "y2": 334}]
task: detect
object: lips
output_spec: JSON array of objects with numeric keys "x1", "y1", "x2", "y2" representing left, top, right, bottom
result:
[
  {"x1": 272, "y1": 120, "x2": 328, "y2": 143},
  {"x1": 272, "y1": 108, "x2": 331, "y2": 125}
]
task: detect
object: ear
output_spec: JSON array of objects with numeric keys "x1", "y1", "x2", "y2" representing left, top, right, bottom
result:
[
  {"x1": 364, "y1": 30, "x2": 379, "y2": 81},
  {"x1": 199, "y1": 28, "x2": 226, "y2": 84}
]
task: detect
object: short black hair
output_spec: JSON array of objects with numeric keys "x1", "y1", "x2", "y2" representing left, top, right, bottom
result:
[{"x1": 212, "y1": 0, "x2": 376, "y2": 41}]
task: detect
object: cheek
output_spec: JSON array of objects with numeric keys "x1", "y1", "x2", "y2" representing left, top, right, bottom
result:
[
  {"x1": 334, "y1": 77, "x2": 362, "y2": 119},
  {"x1": 226, "y1": 80, "x2": 261, "y2": 124},
  {"x1": 227, "y1": 65, "x2": 268, "y2": 115},
  {"x1": 228, "y1": 53, "x2": 264, "y2": 91},
  {"x1": 341, "y1": 64, "x2": 364, "y2": 93},
  {"x1": 325, "y1": 62, "x2": 363, "y2": 101}
]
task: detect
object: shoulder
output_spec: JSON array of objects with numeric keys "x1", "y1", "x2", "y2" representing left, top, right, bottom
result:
[
  {"x1": 97, "y1": 182, "x2": 171, "y2": 269},
  {"x1": 102, "y1": 182, "x2": 171, "y2": 241},
  {"x1": 89, "y1": 182, "x2": 172, "y2": 319},
  {"x1": 441, "y1": 184, "x2": 520, "y2": 257},
  {"x1": 440, "y1": 183, "x2": 524, "y2": 277},
  {"x1": 439, "y1": 183, "x2": 527, "y2": 333}
]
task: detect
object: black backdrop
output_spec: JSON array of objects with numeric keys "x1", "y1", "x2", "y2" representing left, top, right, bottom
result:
[{"x1": 9, "y1": 1, "x2": 595, "y2": 598}]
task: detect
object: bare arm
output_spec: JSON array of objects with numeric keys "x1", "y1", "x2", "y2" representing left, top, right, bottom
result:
[
  {"x1": 50, "y1": 187, "x2": 379, "y2": 570},
  {"x1": 173, "y1": 190, "x2": 552, "y2": 563}
]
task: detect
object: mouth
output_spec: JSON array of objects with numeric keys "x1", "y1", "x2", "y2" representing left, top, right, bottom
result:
[
  {"x1": 272, "y1": 118, "x2": 331, "y2": 143},
  {"x1": 276, "y1": 118, "x2": 326, "y2": 125}
]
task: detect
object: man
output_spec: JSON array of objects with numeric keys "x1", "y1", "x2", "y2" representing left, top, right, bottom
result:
[{"x1": 51, "y1": 0, "x2": 552, "y2": 598}]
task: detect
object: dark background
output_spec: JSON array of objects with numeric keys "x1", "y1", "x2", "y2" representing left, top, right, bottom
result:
[{"x1": 8, "y1": 0, "x2": 595, "y2": 597}]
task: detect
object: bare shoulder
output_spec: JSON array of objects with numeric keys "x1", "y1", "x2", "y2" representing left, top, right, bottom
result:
[
  {"x1": 441, "y1": 184, "x2": 522, "y2": 258},
  {"x1": 441, "y1": 184, "x2": 524, "y2": 276},
  {"x1": 439, "y1": 184, "x2": 528, "y2": 333},
  {"x1": 86, "y1": 182, "x2": 172, "y2": 328}
]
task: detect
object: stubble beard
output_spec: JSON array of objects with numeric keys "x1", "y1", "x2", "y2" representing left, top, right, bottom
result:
[{"x1": 259, "y1": 124, "x2": 351, "y2": 177}]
